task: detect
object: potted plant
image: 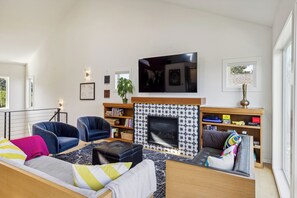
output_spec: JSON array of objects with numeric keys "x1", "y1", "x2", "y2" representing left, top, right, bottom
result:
[{"x1": 117, "y1": 77, "x2": 134, "y2": 103}]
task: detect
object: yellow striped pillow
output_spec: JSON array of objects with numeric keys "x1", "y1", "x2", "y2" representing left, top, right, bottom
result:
[
  {"x1": 0, "y1": 138, "x2": 27, "y2": 164},
  {"x1": 72, "y1": 162, "x2": 132, "y2": 191}
]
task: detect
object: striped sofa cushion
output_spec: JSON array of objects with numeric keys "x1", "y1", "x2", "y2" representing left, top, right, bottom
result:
[
  {"x1": 0, "y1": 138, "x2": 27, "y2": 164},
  {"x1": 72, "y1": 162, "x2": 132, "y2": 191}
]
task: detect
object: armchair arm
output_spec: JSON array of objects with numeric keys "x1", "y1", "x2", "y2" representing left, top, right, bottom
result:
[
  {"x1": 60, "y1": 123, "x2": 79, "y2": 139},
  {"x1": 77, "y1": 119, "x2": 89, "y2": 142},
  {"x1": 32, "y1": 125, "x2": 59, "y2": 154},
  {"x1": 102, "y1": 119, "x2": 112, "y2": 135}
]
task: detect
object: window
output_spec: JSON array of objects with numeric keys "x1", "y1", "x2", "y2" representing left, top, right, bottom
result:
[
  {"x1": 282, "y1": 41, "x2": 293, "y2": 184},
  {"x1": 115, "y1": 71, "x2": 130, "y2": 89},
  {"x1": 26, "y1": 76, "x2": 34, "y2": 108},
  {"x1": 0, "y1": 77, "x2": 9, "y2": 109}
]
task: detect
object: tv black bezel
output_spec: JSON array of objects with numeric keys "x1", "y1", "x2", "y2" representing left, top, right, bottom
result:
[{"x1": 138, "y1": 52, "x2": 198, "y2": 93}]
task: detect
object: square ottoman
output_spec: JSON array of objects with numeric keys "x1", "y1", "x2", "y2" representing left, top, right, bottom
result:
[{"x1": 92, "y1": 140, "x2": 143, "y2": 167}]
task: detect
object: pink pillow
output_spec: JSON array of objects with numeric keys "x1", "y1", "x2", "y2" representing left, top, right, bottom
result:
[
  {"x1": 221, "y1": 144, "x2": 238, "y2": 156},
  {"x1": 11, "y1": 135, "x2": 49, "y2": 161}
]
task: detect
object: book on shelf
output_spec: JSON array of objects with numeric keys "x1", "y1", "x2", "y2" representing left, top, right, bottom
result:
[
  {"x1": 124, "y1": 118, "x2": 133, "y2": 128},
  {"x1": 111, "y1": 128, "x2": 118, "y2": 138},
  {"x1": 111, "y1": 108, "x2": 124, "y2": 116},
  {"x1": 222, "y1": 114, "x2": 231, "y2": 124},
  {"x1": 105, "y1": 118, "x2": 120, "y2": 125}
]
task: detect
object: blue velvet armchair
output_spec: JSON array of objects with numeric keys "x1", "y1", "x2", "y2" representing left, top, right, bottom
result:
[
  {"x1": 77, "y1": 116, "x2": 111, "y2": 142},
  {"x1": 32, "y1": 121, "x2": 79, "y2": 155}
]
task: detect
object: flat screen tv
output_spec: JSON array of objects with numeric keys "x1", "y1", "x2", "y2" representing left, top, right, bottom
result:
[{"x1": 138, "y1": 52, "x2": 197, "y2": 93}]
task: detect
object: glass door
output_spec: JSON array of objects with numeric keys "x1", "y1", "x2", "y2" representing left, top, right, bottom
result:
[{"x1": 282, "y1": 41, "x2": 293, "y2": 184}]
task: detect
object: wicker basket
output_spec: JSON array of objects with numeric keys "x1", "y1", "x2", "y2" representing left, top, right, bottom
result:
[{"x1": 121, "y1": 131, "x2": 133, "y2": 141}]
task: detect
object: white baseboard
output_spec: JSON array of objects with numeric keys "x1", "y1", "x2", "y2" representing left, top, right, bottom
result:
[{"x1": 263, "y1": 158, "x2": 272, "y2": 164}]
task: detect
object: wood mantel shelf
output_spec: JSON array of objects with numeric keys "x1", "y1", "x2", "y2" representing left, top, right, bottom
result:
[{"x1": 131, "y1": 97, "x2": 206, "y2": 105}]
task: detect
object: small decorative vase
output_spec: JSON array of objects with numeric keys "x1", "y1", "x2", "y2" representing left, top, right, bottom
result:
[
  {"x1": 240, "y1": 83, "x2": 250, "y2": 108},
  {"x1": 122, "y1": 98, "x2": 128, "y2": 104}
]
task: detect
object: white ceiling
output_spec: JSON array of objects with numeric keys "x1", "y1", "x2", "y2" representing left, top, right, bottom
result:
[
  {"x1": 161, "y1": 0, "x2": 281, "y2": 26},
  {"x1": 0, "y1": 0, "x2": 280, "y2": 64},
  {"x1": 0, "y1": 0, "x2": 78, "y2": 63}
]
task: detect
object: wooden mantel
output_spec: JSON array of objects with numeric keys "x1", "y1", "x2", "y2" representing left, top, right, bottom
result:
[{"x1": 131, "y1": 97, "x2": 206, "y2": 105}]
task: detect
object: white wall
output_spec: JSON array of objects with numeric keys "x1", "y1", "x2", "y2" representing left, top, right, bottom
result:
[
  {"x1": 27, "y1": 0, "x2": 273, "y2": 162},
  {"x1": 0, "y1": 63, "x2": 26, "y2": 138},
  {"x1": 0, "y1": 63, "x2": 25, "y2": 110},
  {"x1": 272, "y1": 0, "x2": 295, "y2": 45}
]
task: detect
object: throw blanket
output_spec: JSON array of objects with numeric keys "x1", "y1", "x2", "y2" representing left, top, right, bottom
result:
[
  {"x1": 106, "y1": 159, "x2": 157, "y2": 198},
  {"x1": 11, "y1": 135, "x2": 49, "y2": 161}
]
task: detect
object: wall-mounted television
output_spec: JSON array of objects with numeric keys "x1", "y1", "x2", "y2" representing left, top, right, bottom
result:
[{"x1": 138, "y1": 52, "x2": 197, "y2": 93}]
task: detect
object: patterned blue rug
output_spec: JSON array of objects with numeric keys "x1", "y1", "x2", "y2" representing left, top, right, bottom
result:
[{"x1": 56, "y1": 143, "x2": 192, "y2": 198}]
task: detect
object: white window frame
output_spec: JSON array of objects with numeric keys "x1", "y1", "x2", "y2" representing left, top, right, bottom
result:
[
  {"x1": 272, "y1": 12, "x2": 293, "y2": 198},
  {"x1": 114, "y1": 71, "x2": 130, "y2": 90},
  {"x1": 26, "y1": 76, "x2": 34, "y2": 109},
  {"x1": 282, "y1": 40, "x2": 293, "y2": 184},
  {"x1": 0, "y1": 76, "x2": 9, "y2": 109}
]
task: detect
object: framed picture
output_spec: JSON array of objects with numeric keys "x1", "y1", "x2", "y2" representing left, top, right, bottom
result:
[
  {"x1": 222, "y1": 57, "x2": 261, "y2": 91},
  {"x1": 169, "y1": 69, "x2": 181, "y2": 86},
  {"x1": 104, "y1": 90, "x2": 110, "y2": 98},
  {"x1": 104, "y1": 75, "x2": 110, "y2": 84},
  {"x1": 80, "y1": 82, "x2": 95, "y2": 100}
]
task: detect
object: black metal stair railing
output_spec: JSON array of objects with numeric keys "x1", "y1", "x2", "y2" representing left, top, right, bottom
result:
[{"x1": 0, "y1": 108, "x2": 68, "y2": 140}]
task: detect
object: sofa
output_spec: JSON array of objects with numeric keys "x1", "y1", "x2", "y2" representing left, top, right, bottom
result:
[
  {"x1": 0, "y1": 136, "x2": 156, "y2": 198},
  {"x1": 166, "y1": 130, "x2": 255, "y2": 198}
]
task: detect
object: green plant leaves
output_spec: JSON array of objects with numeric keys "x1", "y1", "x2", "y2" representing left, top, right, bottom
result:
[{"x1": 117, "y1": 77, "x2": 134, "y2": 99}]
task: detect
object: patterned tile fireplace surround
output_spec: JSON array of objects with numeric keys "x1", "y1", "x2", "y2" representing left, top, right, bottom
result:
[{"x1": 132, "y1": 97, "x2": 206, "y2": 157}]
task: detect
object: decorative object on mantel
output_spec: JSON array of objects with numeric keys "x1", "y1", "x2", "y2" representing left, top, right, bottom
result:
[
  {"x1": 80, "y1": 82, "x2": 95, "y2": 100},
  {"x1": 240, "y1": 83, "x2": 250, "y2": 108},
  {"x1": 117, "y1": 77, "x2": 134, "y2": 104}
]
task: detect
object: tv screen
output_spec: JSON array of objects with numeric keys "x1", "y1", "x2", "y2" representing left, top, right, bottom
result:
[{"x1": 138, "y1": 52, "x2": 197, "y2": 92}]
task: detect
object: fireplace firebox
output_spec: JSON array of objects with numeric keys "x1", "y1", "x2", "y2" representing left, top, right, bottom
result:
[{"x1": 147, "y1": 115, "x2": 179, "y2": 148}]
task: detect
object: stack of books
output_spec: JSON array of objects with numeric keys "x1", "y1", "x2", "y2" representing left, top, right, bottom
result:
[
  {"x1": 111, "y1": 108, "x2": 124, "y2": 116},
  {"x1": 124, "y1": 118, "x2": 133, "y2": 128}
]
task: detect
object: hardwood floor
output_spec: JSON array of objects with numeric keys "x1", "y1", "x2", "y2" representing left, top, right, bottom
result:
[
  {"x1": 62, "y1": 141, "x2": 280, "y2": 198},
  {"x1": 255, "y1": 163, "x2": 279, "y2": 198}
]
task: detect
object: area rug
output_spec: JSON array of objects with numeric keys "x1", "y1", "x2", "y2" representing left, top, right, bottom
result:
[{"x1": 56, "y1": 143, "x2": 192, "y2": 198}]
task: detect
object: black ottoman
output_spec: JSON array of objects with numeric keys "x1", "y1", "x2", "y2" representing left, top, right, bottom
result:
[{"x1": 92, "y1": 141, "x2": 143, "y2": 167}]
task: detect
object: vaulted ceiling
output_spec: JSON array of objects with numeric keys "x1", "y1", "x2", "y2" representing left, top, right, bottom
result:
[
  {"x1": 0, "y1": 0, "x2": 280, "y2": 64},
  {"x1": 161, "y1": 0, "x2": 280, "y2": 26},
  {"x1": 0, "y1": 0, "x2": 78, "y2": 63}
]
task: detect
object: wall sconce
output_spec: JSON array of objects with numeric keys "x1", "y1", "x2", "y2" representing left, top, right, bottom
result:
[
  {"x1": 85, "y1": 68, "x2": 91, "y2": 81},
  {"x1": 58, "y1": 99, "x2": 64, "y2": 110}
]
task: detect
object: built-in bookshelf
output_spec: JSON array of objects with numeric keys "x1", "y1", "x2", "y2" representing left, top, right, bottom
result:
[
  {"x1": 103, "y1": 103, "x2": 134, "y2": 143},
  {"x1": 200, "y1": 107, "x2": 264, "y2": 168}
]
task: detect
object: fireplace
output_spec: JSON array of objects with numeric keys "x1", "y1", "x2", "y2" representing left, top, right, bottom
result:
[
  {"x1": 147, "y1": 115, "x2": 179, "y2": 148},
  {"x1": 133, "y1": 102, "x2": 200, "y2": 157}
]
